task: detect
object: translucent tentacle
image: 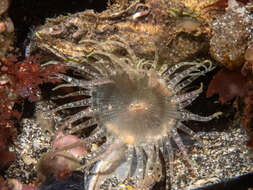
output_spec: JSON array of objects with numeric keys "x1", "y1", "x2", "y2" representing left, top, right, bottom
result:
[
  {"x1": 91, "y1": 50, "x2": 125, "y2": 70},
  {"x1": 51, "y1": 99, "x2": 92, "y2": 112},
  {"x1": 68, "y1": 118, "x2": 98, "y2": 134},
  {"x1": 88, "y1": 53, "x2": 116, "y2": 76},
  {"x1": 97, "y1": 153, "x2": 125, "y2": 175},
  {"x1": 177, "y1": 96, "x2": 199, "y2": 109},
  {"x1": 173, "y1": 75, "x2": 200, "y2": 94},
  {"x1": 152, "y1": 48, "x2": 159, "y2": 70},
  {"x1": 92, "y1": 50, "x2": 135, "y2": 75},
  {"x1": 52, "y1": 83, "x2": 84, "y2": 91},
  {"x1": 64, "y1": 61, "x2": 102, "y2": 78},
  {"x1": 145, "y1": 145, "x2": 157, "y2": 173},
  {"x1": 163, "y1": 135, "x2": 174, "y2": 179},
  {"x1": 170, "y1": 111, "x2": 222, "y2": 122},
  {"x1": 80, "y1": 77, "x2": 114, "y2": 88},
  {"x1": 136, "y1": 147, "x2": 148, "y2": 179},
  {"x1": 81, "y1": 137, "x2": 114, "y2": 166},
  {"x1": 84, "y1": 143, "x2": 126, "y2": 190},
  {"x1": 166, "y1": 60, "x2": 214, "y2": 91},
  {"x1": 158, "y1": 64, "x2": 169, "y2": 76},
  {"x1": 125, "y1": 145, "x2": 137, "y2": 178},
  {"x1": 82, "y1": 127, "x2": 106, "y2": 145},
  {"x1": 175, "y1": 122, "x2": 202, "y2": 145},
  {"x1": 170, "y1": 83, "x2": 203, "y2": 104},
  {"x1": 137, "y1": 46, "x2": 158, "y2": 71},
  {"x1": 171, "y1": 127, "x2": 196, "y2": 168},
  {"x1": 167, "y1": 64, "x2": 204, "y2": 89},
  {"x1": 157, "y1": 138, "x2": 164, "y2": 155},
  {"x1": 137, "y1": 59, "x2": 153, "y2": 70},
  {"x1": 64, "y1": 108, "x2": 95, "y2": 126},
  {"x1": 162, "y1": 61, "x2": 199, "y2": 78},
  {"x1": 102, "y1": 40, "x2": 138, "y2": 67},
  {"x1": 93, "y1": 60, "x2": 112, "y2": 76},
  {"x1": 142, "y1": 148, "x2": 148, "y2": 179},
  {"x1": 121, "y1": 57, "x2": 136, "y2": 68},
  {"x1": 53, "y1": 74, "x2": 89, "y2": 87},
  {"x1": 137, "y1": 147, "x2": 163, "y2": 190},
  {"x1": 54, "y1": 74, "x2": 113, "y2": 89},
  {"x1": 52, "y1": 90, "x2": 92, "y2": 100}
]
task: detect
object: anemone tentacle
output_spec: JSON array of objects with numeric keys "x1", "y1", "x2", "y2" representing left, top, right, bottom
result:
[
  {"x1": 81, "y1": 137, "x2": 114, "y2": 166},
  {"x1": 125, "y1": 145, "x2": 136, "y2": 178},
  {"x1": 145, "y1": 145, "x2": 158, "y2": 174},
  {"x1": 177, "y1": 96, "x2": 200, "y2": 109},
  {"x1": 173, "y1": 111, "x2": 221, "y2": 121},
  {"x1": 63, "y1": 108, "x2": 95, "y2": 127},
  {"x1": 170, "y1": 83, "x2": 203, "y2": 104},
  {"x1": 69, "y1": 118, "x2": 98, "y2": 134},
  {"x1": 135, "y1": 147, "x2": 148, "y2": 179},
  {"x1": 173, "y1": 75, "x2": 200, "y2": 93},
  {"x1": 175, "y1": 122, "x2": 203, "y2": 148},
  {"x1": 53, "y1": 90, "x2": 92, "y2": 100},
  {"x1": 64, "y1": 61, "x2": 102, "y2": 78},
  {"x1": 163, "y1": 135, "x2": 174, "y2": 178},
  {"x1": 167, "y1": 64, "x2": 208, "y2": 90},
  {"x1": 171, "y1": 127, "x2": 196, "y2": 168},
  {"x1": 50, "y1": 39, "x2": 221, "y2": 189},
  {"x1": 52, "y1": 99, "x2": 92, "y2": 112}
]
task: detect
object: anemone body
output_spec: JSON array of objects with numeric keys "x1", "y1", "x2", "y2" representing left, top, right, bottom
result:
[{"x1": 52, "y1": 40, "x2": 220, "y2": 189}]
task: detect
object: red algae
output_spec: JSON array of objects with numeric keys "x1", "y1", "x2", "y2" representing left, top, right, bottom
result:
[
  {"x1": 204, "y1": 0, "x2": 250, "y2": 11},
  {"x1": 207, "y1": 69, "x2": 247, "y2": 103},
  {"x1": 0, "y1": 54, "x2": 68, "y2": 185},
  {"x1": 0, "y1": 54, "x2": 68, "y2": 122}
]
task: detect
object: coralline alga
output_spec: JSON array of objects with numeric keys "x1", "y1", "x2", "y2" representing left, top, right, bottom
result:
[{"x1": 49, "y1": 39, "x2": 222, "y2": 189}]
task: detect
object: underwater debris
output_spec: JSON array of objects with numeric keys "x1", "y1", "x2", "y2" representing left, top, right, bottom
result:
[{"x1": 49, "y1": 39, "x2": 221, "y2": 189}]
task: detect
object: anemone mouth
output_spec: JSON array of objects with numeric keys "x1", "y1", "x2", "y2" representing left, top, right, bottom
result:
[
  {"x1": 92, "y1": 71, "x2": 172, "y2": 144},
  {"x1": 127, "y1": 101, "x2": 150, "y2": 113}
]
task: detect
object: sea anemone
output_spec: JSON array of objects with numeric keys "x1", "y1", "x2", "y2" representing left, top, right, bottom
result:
[{"x1": 50, "y1": 39, "x2": 221, "y2": 189}]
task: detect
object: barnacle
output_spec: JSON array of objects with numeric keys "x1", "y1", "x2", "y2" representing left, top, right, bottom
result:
[{"x1": 51, "y1": 40, "x2": 221, "y2": 189}]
